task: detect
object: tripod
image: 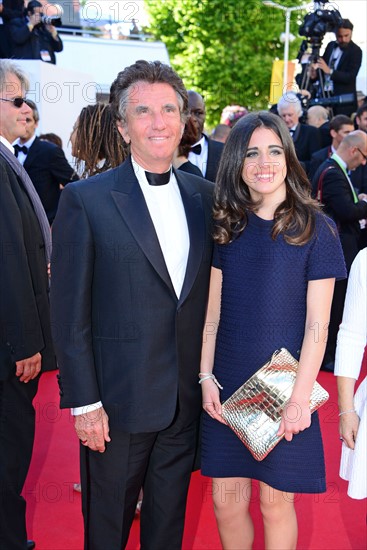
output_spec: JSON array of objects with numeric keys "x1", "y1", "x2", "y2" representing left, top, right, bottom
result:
[{"x1": 296, "y1": 38, "x2": 335, "y2": 116}]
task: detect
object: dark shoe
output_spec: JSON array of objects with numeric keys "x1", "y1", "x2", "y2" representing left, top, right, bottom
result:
[{"x1": 27, "y1": 541, "x2": 36, "y2": 550}]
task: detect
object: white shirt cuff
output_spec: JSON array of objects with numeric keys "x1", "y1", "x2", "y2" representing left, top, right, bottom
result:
[{"x1": 71, "y1": 401, "x2": 103, "y2": 416}]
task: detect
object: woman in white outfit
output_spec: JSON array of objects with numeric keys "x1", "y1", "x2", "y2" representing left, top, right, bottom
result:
[{"x1": 334, "y1": 247, "x2": 367, "y2": 499}]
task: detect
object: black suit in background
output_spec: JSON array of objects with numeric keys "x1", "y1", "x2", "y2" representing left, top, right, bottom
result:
[
  {"x1": 309, "y1": 145, "x2": 332, "y2": 180},
  {"x1": 51, "y1": 157, "x2": 214, "y2": 549},
  {"x1": 292, "y1": 123, "x2": 322, "y2": 175},
  {"x1": 205, "y1": 135, "x2": 223, "y2": 181},
  {"x1": 0, "y1": 148, "x2": 56, "y2": 549},
  {"x1": 10, "y1": 16, "x2": 63, "y2": 64},
  {"x1": 318, "y1": 121, "x2": 332, "y2": 149},
  {"x1": 0, "y1": 0, "x2": 24, "y2": 58},
  {"x1": 321, "y1": 40, "x2": 362, "y2": 116},
  {"x1": 312, "y1": 158, "x2": 367, "y2": 367},
  {"x1": 22, "y1": 137, "x2": 78, "y2": 223}
]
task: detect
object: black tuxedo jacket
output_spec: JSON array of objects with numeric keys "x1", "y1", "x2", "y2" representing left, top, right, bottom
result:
[
  {"x1": 312, "y1": 158, "x2": 367, "y2": 270},
  {"x1": 0, "y1": 154, "x2": 56, "y2": 377},
  {"x1": 319, "y1": 122, "x2": 332, "y2": 149},
  {"x1": 309, "y1": 145, "x2": 332, "y2": 179},
  {"x1": 51, "y1": 158, "x2": 214, "y2": 432},
  {"x1": 322, "y1": 40, "x2": 362, "y2": 115},
  {"x1": 23, "y1": 137, "x2": 77, "y2": 223},
  {"x1": 205, "y1": 136, "x2": 224, "y2": 182},
  {"x1": 292, "y1": 123, "x2": 321, "y2": 174}
]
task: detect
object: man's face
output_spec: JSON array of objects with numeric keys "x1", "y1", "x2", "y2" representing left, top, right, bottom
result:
[
  {"x1": 348, "y1": 136, "x2": 367, "y2": 171},
  {"x1": 0, "y1": 73, "x2": 32, "y2": 143},
  {"x1": 336, "y1": 28, "x2": 352, "y2": 50},
  {"x1": 21, "y1": 110, "x2": 38, "y2": 142},
  {"x1": 332, "y1": 124, "x2": 354, "y2": 147},
  {"x1": 356, "y1": 112, "x2": 367, "y2": 133},
  {"x1": 279, "y1": 105, "x2": 299, "y2": 129},
  {"x1": 117, "y1": 81, "x2": 185, "y2": 172},
  {"x1": 188, "y1": 91, "x2": 205, "y2": 136}
]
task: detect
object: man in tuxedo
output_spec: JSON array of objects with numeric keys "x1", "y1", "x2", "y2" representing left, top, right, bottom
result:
[
  {"x1": 308, "y1": 114, "x2": 354, "y2": 179},
  {"x1": 312, "y1": 130, "x2": 367, "y2": 370},
  {"x1": 51, "y1": 60, "x2": 214, "y2": 550},
  {"x1": 0, "y1": 59, "x2": 56, "y2": 550},
  {"x1": 315, "y1": 19, "x2": 362, "y2": 116},
  {"x1": 13, "y1": 99, "x2": 77, "y2": 223},
  {"x1": 277, "y1": 92, "x2": 321, "y2": 175},
  {"x1": 188, "y1": 89, "x2": 223, "y2": 181}
]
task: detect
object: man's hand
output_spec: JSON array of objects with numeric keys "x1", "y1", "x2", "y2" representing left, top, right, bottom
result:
[
  {"x1": 46, "y1": 24, "x2": 59, "y2": 39},
  {"x1": 74, "y1": 407, "x2": 111, "y2": 453},
  {"x1": 340, "y1": 411, "x2": 359, "y2": 449},
  {"x1": 16, "y1": 352, "x2": 42, "y2": 382},
  {"x1": 315, "y1": 58, "x2": 331, "y2": 75}
]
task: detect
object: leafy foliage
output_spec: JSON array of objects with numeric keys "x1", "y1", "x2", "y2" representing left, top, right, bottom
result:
[{"x1": 144, "y1": 0, "x2": 307, "y2": 126}]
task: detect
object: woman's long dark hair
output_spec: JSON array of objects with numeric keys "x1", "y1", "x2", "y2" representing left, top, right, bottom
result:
[{"x1": 214, "y1": 111, "x2": 320, "y2": 245}]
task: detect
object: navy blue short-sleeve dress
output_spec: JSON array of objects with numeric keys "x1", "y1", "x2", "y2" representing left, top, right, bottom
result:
[{"x1": 201, "y1": 211, "x2": 347, "y2": 493}]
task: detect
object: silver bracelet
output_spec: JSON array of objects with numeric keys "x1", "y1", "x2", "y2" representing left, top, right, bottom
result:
[
  {"x1": 198, "y1": 373, "x2": 223, "y2": 390},
  {"x1": 338, "y1": 409, "x2": 357, "y2": 416}
]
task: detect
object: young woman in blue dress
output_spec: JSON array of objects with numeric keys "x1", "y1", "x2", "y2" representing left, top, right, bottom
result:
[{"x1": 200, "y1": 111, "x2": 346, "y2": 549}]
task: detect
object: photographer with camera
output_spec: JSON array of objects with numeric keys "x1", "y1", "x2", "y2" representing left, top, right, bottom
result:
[
  {"x1": 314, "y1": 19, "x2": 362, "y2": 116},
  {"x1": 10, "y1": 0, "x2": 62, "y2": 64}
]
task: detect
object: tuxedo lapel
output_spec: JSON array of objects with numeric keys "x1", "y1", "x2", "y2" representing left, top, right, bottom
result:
[
  {"x1": 175, "y1": 170, "x2": 206, "y2": 306},
  {"x1": 110, "y1": 160, "x2": 176, "y2": 296},
  {"x1": 23, "y1": 137, "x2": 39, "y2": 170}
]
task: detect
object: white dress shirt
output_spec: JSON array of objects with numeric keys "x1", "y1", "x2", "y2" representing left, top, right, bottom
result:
[
  {"x1": 12, "y1": 134, "x2": 36, "y2": 165},
  {"x1": 72, "y1": 157, "x2": 190, "y2": 416},
  {"x1": 0, "y1": 135, "x2": 14, "y2": 152},
  {"x1": 188, "y1": 135, "x2": 208, "y2": 177}
]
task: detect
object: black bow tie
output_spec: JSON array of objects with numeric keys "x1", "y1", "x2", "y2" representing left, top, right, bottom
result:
[
  {"x1": 289, "y1": 129, "x2": 295, "y2": 135},
  {"x1": 14, "y1": 144, "x2": 28, "y2": 157},
  {"x1": 191, "y1": 144, "x2": 202, "y2": 155},
  {"x1": 145, "y1": 169, "x2": 171, "y2": 186}
]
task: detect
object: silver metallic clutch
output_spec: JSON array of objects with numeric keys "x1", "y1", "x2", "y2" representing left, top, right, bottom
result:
[{"x1": 221, "y1": 348, "x2": 329, "y2": 461}]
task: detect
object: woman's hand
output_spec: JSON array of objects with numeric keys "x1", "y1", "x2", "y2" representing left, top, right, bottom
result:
[
  {"x1": 277, "y1": 398, "x2": 311, "y2": 442},
  {"x1": 201, "y1": 379, "x2": 226, "y2": 424},
  {"x1": 339, "y1": 411, "x2": 359, "y2": 449}
]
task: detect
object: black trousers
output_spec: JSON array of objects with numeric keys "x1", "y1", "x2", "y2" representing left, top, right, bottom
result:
[
  {"x1": 0, "y1": 375, "x2": 39, "y2": 550},
  {"x1": 80, "y1": 414, "x2": 198, "y2": 550}
]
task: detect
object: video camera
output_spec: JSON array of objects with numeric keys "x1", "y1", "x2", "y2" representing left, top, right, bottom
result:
[{"x1": 298, "y1": 1, "x2": 342, "y2": 62}]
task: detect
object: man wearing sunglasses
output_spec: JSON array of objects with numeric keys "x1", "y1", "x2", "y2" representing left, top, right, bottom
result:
[{"x1": 0, "y1": 60, "x2": 56, "y2": 550}]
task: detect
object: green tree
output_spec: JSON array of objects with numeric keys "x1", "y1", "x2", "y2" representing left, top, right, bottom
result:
[{"x1": 144, "y1": 0, "x2": 307, "y2": 126}]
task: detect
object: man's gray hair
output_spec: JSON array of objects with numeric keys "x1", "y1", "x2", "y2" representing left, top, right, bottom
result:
[
  {"x1": 277, "y1": 92, "x2": 303, "y2": 117},
  {"x1": 0, "y1": 60, "x2": 30, "y2": 94}
]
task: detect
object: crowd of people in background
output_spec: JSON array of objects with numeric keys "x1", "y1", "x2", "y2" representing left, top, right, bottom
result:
[{"x1": 0, "y1": 8, "x2": 366, "y2": 550}]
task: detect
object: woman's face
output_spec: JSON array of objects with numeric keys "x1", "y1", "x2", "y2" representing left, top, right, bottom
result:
[
  {"x1": 241, "y1": 127, "x2": 287, "y2": 204},
  {"x1": 70, "y1": 118, "x2": 79, "y2": 158}
]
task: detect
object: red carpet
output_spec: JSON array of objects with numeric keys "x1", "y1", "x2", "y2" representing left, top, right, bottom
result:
[{"x1": 25, "y1": 365, "x2": 367, "y2": 550}]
